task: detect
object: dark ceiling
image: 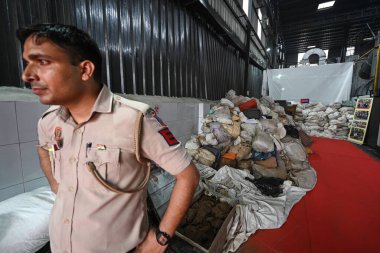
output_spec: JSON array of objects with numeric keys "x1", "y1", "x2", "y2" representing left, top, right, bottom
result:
[{"x1": 278, "y1": 0, "x2": 380, "y2": 54}]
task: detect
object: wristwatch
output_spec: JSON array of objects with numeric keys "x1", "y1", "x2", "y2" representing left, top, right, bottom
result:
[{"x1": 155, "y1": 227, "x2": 171, "y2": 246}]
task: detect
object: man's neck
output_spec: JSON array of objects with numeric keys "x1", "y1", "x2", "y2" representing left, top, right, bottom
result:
[{"x1": 66, "y1": 84, "x2": 102, "y2": 125}]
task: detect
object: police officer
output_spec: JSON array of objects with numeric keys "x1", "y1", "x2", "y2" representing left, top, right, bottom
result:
[{"x1": 17, "y1": 23, "x2": 200, "y2": 253}]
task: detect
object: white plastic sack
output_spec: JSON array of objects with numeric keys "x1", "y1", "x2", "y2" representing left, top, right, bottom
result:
[
  {"x1": 0, "y1": 186, "x2": 55, "y2": 253},
  {"x1": 252, "y1": 131, "x2": 274, "y2": 153}
]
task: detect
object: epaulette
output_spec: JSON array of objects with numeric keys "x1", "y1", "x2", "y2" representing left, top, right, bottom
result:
[
  {"x1": 114, "y1": 94, "x2": 150, "y2": 114},
  {"x1": 41, "y1": 105, "x2": 60, "y2": 118}
]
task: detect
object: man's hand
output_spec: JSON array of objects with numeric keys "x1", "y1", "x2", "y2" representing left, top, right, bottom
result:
[
  {"x1": 135, "y1": 228, "x2": 167, "y2": 253},
  {"x1": 37, "y1": 146, "x2": 59, "y2": 194},
  {"x1": 50, "y1": 181, "x2": 59, "y2": 194}
]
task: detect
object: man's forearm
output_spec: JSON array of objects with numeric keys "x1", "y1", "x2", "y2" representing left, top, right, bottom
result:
[
  {"x1": 37, "y1": 146, "x2": 58, "y2": 192},
  {"x1": 158, "y1": 162, "x2": 200, "y2": 236}
]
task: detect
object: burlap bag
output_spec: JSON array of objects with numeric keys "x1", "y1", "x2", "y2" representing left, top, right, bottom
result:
[
  {"x1": 254, "y1": 156, "x2": 277, "y2": 168},
  {"x1": 196, "y1": 148, "x2": 216, "y2": 167},
  {"x1": 228, "y1": 143, "x2": 252, "y2": 161},
  {"x1": 251, "y1": 164, "x2": 287, "y2": 180},
  {"x1": 237, "y1": 159, "x2": 254, "y2": 171}
]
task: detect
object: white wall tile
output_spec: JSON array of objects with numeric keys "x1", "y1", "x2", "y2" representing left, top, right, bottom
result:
[
  {"x1": 0, "y1": 102, "x2": 18, "y2": 145},
  {"x1": 177, "y1": 118, "x2": 197, "y2": 137},
  {"x1": 165, "y1": 121, "x2": 181, "y2": 138},
  {"x1": 157, "y1": 103, "x2": 178, "y2": 122},
  {"x1": 24, "y1": 177, "x2": 49, "y2": 192},
  {"x1": 16, "y1": 102, "x2": 48, "y2": 142},
  {"x1": 0, "y1": 184, "x2": 24, "y2": 202},
  {"x1": 20, "y1": 141, "x2": 44, "y2": 181},
  {"x1": 0, "y1": 144, "x2": 23, "y2": 189},
  {"x1": 178, "y1": 103, "x2": 198, "y2": 120}
]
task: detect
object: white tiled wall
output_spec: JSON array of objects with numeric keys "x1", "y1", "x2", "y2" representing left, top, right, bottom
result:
[
  {"x1": 0, "y1": 101, "x2": 49, "y2": 201},
  {"x1": 0, "y1": 99, "x2": 212, "y2": 201},
  {"x1": 154, "y1": 102, "x2": 211, "y2": 146}
]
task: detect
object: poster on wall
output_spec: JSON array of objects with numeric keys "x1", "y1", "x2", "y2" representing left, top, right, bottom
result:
[{"x1": 348, "y1": 97, "x2": 373, "y2": 144}]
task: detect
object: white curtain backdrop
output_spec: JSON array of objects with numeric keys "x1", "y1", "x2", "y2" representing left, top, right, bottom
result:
[{"x1": 263, "y1": 63, "x2": 353, "y2": 103}]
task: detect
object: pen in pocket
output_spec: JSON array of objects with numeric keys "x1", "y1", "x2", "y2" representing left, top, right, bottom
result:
[{"x1": 86, "y1": 142, "x2": 92, "y2": 158}]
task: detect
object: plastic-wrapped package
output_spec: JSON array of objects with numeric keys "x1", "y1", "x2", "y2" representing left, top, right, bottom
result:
[
  {"x1": 260, "y1": 119, "x2": 286, "y2": 139},
  {"x1": 212, "y1": 105, "x2": 233, "y2": 125},
  {"x1": 258, "y1": 104, "x2": 272, "y2": 116},
  {"x1": 222, "y1": 122, "x2": 241, "y2": 139},
  {"x1": 201, "y1": 124, "x2": 211, "y2": 133},
  {"x1": 252, "y1": 131, "x2": 275, "y2": 153},
  {"x1": 273, "y1": 105, "x2": 285, "y2": 114},
  {"x1": 259, "y1": 96, "x2": 275, "y2": 108},
  {"x1": 240, "y1": 130, "x2": 253, "y2": 143},
  {"x1": 225, "y1": 89, "x2": 236, "y2": 101},
  {"x1": 205, "y1": 133, "x2": 218, "y2": 146},
  {"x1": 220, "y1": 98, "x2": 235, "y2": 108},
  {"x1": 187, "y1": 148, "x2": 199, "y2": 158},
  {"x1": 239, "y1": 111, "x2": 248, "y2": 122},
  {"x1": 282, "y1": 136, "x2": 307, "y2": 162},
  {"x1": 228, "y1": 143, "x2": 252, "y2": 161},
  {"x1": 196, "y1": 148, "x2": 216, "y2": 167},
  {"x1": 287, "y1": 162, "x2": 317, "y2": 190},
  {"x1": 209, "y1": 122, "x2": 232, "y2": 147},
  {"x1": 185, "y1": 136, "x2": 200, "y2": 150},
  {"x1": 241, "y1": 123, "x2": 259, "y2": 136}
]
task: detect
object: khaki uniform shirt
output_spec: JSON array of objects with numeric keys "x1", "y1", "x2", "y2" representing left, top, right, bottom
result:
[{"x1": 38, "y1": 85, "x2": 191, "y2": 253}]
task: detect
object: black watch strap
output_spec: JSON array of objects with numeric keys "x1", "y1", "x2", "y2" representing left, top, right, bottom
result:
[{"x1": 155, "y1": 227, "x2": 171, "y2": 246}]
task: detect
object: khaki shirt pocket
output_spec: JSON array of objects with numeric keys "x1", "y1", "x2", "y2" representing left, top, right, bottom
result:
[{"x1": 83, "y1": 148, "x2": 121, "y2": 192}]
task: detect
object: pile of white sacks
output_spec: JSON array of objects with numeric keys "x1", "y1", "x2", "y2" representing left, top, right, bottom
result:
[
  {"x1": 184, "y1": 90, "x2": 317, "y2": 253},
  {"x1": 294, "y1": 102, "x2": 354, "y2": 140}
]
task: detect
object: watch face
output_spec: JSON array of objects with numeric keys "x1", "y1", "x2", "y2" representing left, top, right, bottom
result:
[
  {"x1": 157, "y1": 233, "x2": 168, "y2": 245},
  {"x1": 156, "y1": 230, "x2": 170, "y2": 246}
]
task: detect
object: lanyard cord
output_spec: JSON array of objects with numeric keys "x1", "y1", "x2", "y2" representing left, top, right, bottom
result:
[{"x1": 86, "y1": 111, "x2": 151, "y2": 194}]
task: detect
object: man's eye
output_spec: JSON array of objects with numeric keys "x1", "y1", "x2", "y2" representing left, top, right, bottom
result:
[{"x1": 39, "y1": 59, "x2": 50, "y2": 65}]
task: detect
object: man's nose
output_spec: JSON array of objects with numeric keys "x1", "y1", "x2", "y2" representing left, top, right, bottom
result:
[{"x1": 22, "y1": 64, "x2": 39, "y2": 83}]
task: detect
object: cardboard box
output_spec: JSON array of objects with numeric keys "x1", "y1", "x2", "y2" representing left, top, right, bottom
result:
[{"x1": 147, "y1": 166, "x2": 236, "y2": 253}]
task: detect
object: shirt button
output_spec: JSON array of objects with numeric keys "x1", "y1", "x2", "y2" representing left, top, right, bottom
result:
[
  {"x1": 68, "y1": 186, "x2": 75, "y2": 192},
  {"x1": 69, "y1": 157, "x2": 77, "y2": 163},
  {"x1": 75, "y1": 128, "x2": 82, "y2": 134},
  {"x1": 64, "y1": 219, "x2": 70, "y2": 224}
]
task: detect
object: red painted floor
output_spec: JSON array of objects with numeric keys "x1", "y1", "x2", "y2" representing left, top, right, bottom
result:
[{"x1": 236, "y1": 137, "x2": 380, "y2": 253}]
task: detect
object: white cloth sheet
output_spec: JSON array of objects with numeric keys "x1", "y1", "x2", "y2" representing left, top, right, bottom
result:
[
  {"x1": 0, "y1": 186, "x2": 55, "y2": 253},
  {"x1": 198, "y1": 165, "x2": 316, "y2": 253},
  {"x1": 264, "y1": 63, "x2": 353, "y2": 103}
]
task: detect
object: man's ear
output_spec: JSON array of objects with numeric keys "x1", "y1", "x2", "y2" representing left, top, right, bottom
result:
[{"x1": 79, "y1": 60, "x2": 95, "y2": 81}]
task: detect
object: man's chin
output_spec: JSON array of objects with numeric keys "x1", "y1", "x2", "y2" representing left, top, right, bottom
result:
[{"x1": 38, "y1": 97, "x2": 54, "y2": 105}]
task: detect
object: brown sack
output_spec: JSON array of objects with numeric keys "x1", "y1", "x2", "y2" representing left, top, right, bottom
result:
[
  {"x1": 254, "y1": 156, "x2": 277, "y2": 168},
  {"x1": 237, "y1": 159, "x2": 254, "y2": 171},
  {"x1": 251, "y1": 164, "x2": 287, "y2": 180},
  {"x1": 219, "y1": 157, "x2": 237, "y2": 169}
]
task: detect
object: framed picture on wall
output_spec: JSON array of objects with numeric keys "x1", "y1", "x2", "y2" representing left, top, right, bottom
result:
[
  {"x1": 348, "y1": 97, "x2": 373, "y2": 145},
  {"x1": 348, "y1": 127, "x2": 366, "y2": 143}
]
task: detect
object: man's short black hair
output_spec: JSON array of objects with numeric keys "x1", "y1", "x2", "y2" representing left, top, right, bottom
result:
[{"x1": 17, "y1": 23, "x2": 102, "y2": 82}]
